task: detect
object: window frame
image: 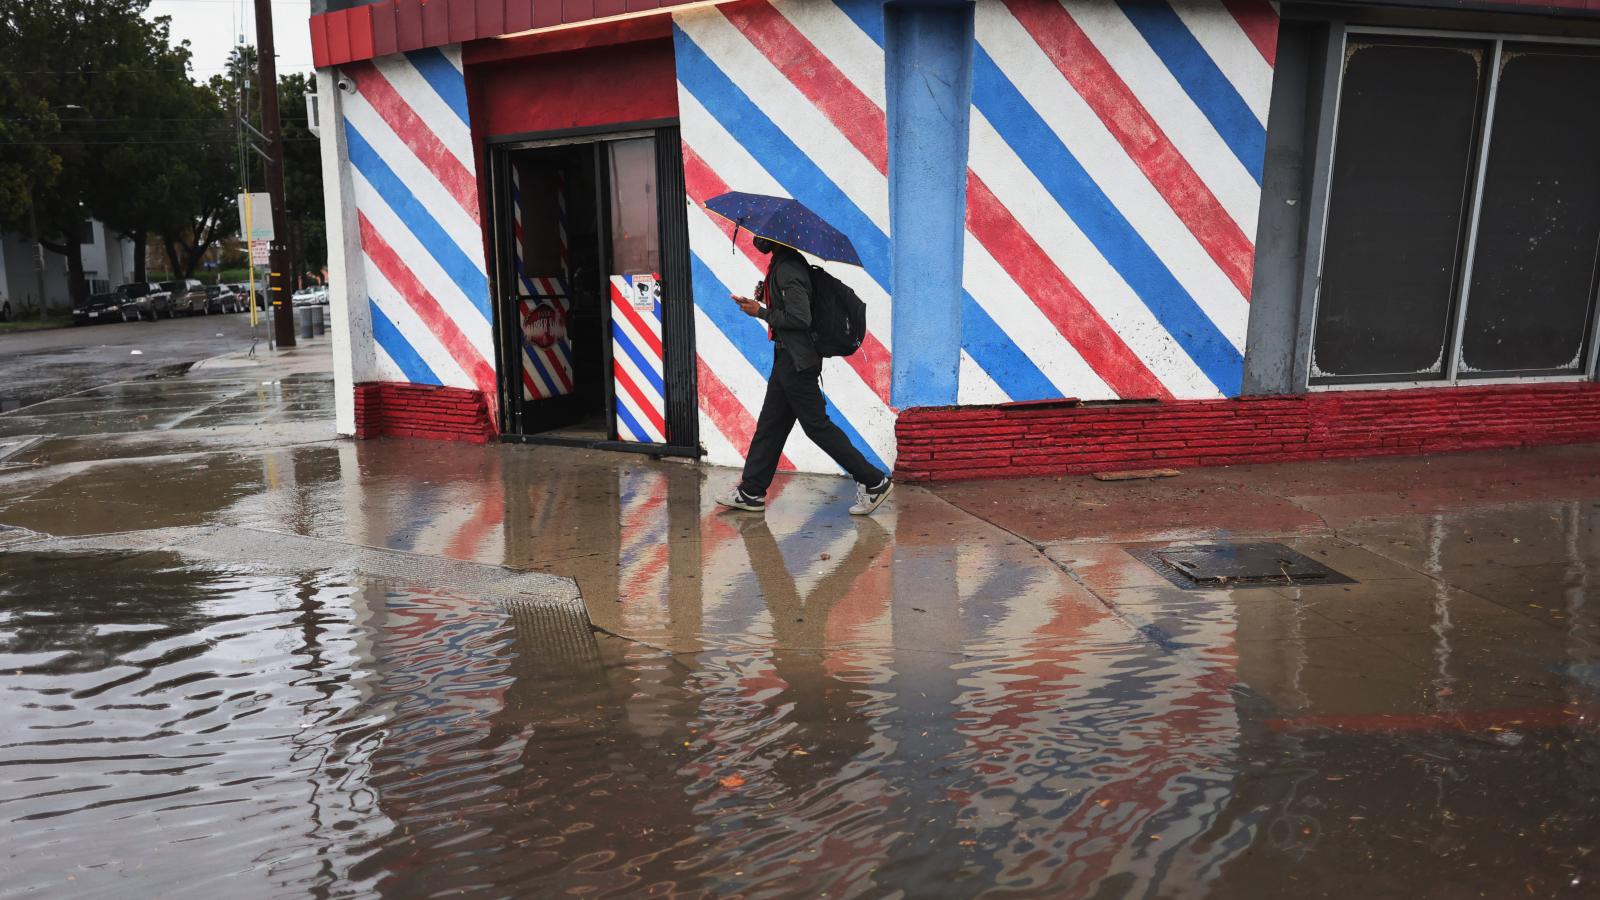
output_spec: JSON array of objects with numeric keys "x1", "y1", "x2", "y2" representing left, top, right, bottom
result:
[{"x1": 1304, "y1": 24, "x2": 1600, "y2": 391}]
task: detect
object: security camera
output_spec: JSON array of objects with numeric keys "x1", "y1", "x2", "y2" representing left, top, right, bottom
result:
[{"x1": 336, "y1": 75, "x2": 354, "y2": 94}]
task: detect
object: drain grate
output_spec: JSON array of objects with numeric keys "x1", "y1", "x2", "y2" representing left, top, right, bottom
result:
[{"x1": 1129, "y1": 542, "x2": 1355, "y2": 590}]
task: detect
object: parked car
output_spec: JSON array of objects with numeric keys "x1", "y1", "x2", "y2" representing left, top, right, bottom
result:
[
  {"x1": 205, "y1": 284, "x2": 242, "y2": 314},
  {"x1": 74, "y1": 292, "x2": 139, "y2": 325},
  {"x1": 115, "y1": 282, "x2": 173, "y2": 320},
  {"x1": 162, "y1": 279, "x2": 209, "y2": 316}
]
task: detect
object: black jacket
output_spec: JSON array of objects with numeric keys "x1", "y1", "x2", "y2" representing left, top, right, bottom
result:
[{"x1": 758, "y1": 247, "x2": 820, "y2": 373}]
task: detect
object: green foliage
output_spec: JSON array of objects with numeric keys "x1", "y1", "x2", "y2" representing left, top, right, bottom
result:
[{"x1": 0, "y1": 1, "x2": 327, "y2": 290}]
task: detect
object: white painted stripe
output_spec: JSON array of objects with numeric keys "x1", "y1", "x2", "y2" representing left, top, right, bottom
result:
[
  {"x1": 968, "y1": 111, "x2": 1222, "y2": 399},
  {"x1": 372, "y1": 340, "x2": 410, "y2": 384},
  {"x1": 343, "y1": 93, "x2": 484, "y2": 273},
  {"x1": 375, "y1": 53, "x2": 475, "y2": 175},
  {"x1": 958, "y1": 349, "x2": 1012, "y2": 406},
  {"x1": 688, "y1": 204, "x2": 894, "y2": 464},
  {"x1": 677, "y1": 103, "x2": 892, "y2": 348},
  {"x1": 771, "y1": 0, "x2": 887, "y2": 109},
  {"x1": 980, "y1": 4, "x2": 1248, "y2": 350},
  {"x1": 365, "y1": 259, "x2": 473, "y2": 389},
  {"x1": 679, "y1": 14, "x2": 890, "y2": 232},
  {"x1": 351, "y1": 168, "x2": 494, "y2": 361},
  {"x1": 1065, "y1": 0, "x2": 1261, "y2": 239},
  {"x1": 612, "y1": 323, "x2": 666, "y2": 412},
  {"x1": 962, "y1": 231, "x2": 1115, "y2": 400},
  {"x1": 691, "y1": 302, "x2": 841, "y2": 474},
  {"x1": 697, "y1": 404, "x2": 744, "y2": 469},
  {"x1": 1168, "y1": 0, "x2": 1273, "y2": 127}
]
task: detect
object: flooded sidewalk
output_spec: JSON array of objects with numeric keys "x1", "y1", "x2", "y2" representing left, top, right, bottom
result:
[{"x1": 0, "y1": 360, "x2": 1597, "y2": 897}]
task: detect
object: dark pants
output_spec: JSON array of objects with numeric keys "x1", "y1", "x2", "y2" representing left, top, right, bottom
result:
[{"x1": 739, "y1": 347, "x2": 884, "y2": 497}]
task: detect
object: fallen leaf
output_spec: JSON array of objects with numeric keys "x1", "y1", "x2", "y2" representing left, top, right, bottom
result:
[{"x1": 719, "y1": 774, "x2": 746, "y2": 789}]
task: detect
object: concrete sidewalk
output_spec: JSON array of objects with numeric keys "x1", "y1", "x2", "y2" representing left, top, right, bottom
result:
[{"x1": 1, "y1": 358, "x2": 1596, "y2": 896}]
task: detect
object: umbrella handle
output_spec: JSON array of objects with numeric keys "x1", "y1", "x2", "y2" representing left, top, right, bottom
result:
[{"x1": 731, "y1": 217, "x2": 744, "y2": 254}]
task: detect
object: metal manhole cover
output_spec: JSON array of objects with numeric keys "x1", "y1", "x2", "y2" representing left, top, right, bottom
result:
[{"x1": 1129, "y1": 542, "x2": 1356, "y2": 590}]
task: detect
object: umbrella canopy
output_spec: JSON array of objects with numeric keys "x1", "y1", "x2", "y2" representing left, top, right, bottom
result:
[{"x1": 703, "y1": 191, "x2": 863, "y2": 267}]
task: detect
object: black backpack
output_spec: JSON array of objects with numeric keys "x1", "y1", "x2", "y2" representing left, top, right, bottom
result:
[{"x1": 806, "y1": 265, "x2": 867, "y2": 358}]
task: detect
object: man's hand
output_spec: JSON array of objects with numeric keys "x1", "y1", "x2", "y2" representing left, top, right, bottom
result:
[{"x1": 732, "y1": 294, "x2": 762, "y2": 318}]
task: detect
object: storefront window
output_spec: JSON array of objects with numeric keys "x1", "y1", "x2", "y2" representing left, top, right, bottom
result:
[
  {"x1": 1311, "y1": 35, "x2": 1600, "y2": 385},
  {"x1": 607, "y1": 138, "x2": 660, "y2": 276}
]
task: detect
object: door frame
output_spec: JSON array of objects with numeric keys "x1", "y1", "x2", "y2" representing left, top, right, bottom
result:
[{"x1": 486, "y1": 120, "x2": 700, "y2": 457}]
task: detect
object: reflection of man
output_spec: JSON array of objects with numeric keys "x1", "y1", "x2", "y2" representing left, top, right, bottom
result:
[{"x1": 737, "y1": 516, "x2": 888, "y2": 796}]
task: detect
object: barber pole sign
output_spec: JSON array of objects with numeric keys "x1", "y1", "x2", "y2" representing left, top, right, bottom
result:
[
  {"x1": 610, "y1": 274, "x2": 666, "y2": 444},
  {"x1": 511, "y1": 164, "x2": 575, "y2": 401}
]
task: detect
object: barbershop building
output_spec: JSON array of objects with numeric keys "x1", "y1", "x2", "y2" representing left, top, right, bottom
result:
[{"x1": 310, "y1": 0, "x2": 1600, "y2": 480}]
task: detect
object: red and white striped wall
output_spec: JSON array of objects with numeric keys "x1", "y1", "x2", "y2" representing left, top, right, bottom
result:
[
  {"x1": 960, "y1": 0, "x2": 1277, "y2": 404},
  {"x1": 673, "y1": 0, "x2": 897, "y2": 475},
  {"x1": 339, "y1": 46, "x2": 499, "y2": 409}
]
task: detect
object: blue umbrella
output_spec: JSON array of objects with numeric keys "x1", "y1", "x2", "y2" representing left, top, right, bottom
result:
[{"x1": 703, "y1": 191, "x2": 863, "y2": 267}]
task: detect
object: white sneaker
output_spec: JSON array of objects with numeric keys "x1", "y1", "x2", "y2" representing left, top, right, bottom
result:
[
  {"x1": 849, "y1": 478, "x2": 893, "y2": 516},
  {"x1": 715, "y1": 486, "x2": 765, "y2": 512}
]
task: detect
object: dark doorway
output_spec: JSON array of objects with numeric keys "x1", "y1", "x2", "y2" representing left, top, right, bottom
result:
[{"x1": 492, "y1": 128, "x2": 698, "y2": 454}]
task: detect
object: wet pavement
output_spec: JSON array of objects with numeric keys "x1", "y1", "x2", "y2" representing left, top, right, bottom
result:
[
  {"x1": 0, "y1": 312, "x2": 271, "y2": 412},
  {"x1": 1, "y1": 351, "x2": 1598, "y2": 897}
]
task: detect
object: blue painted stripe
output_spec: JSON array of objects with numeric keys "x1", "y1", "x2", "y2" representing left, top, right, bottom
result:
[
  {"x1": 612, "y1": 320, "x2": 667, "y2": 397},
  {"x1": 345, "y1": 120, "x2": 492, "y2": 324},
  {"x1": 835, "y1": 0, "x2": 885, "y2": 47},
  {"x1": 519, "y1": 335, "x2": 559, "y2": 396},
  {"x1": 674, "y1": 27, "x2": 891, "y2": 293},
  {"x1": 960, "y1": 291, "x2": 1062, "y2": 401},
  {"x1": 370, "y1": 298, "x2": 441, "y2": 385},
  {"x1": 971, "y1": 48, "x2": 1242, "y2": 395},
  {"x1": 615, "y1": 400, "x2": 652, "y2": 444},
  {"x1": 691, "y1": 252, "x2": 888, "y2": 475},
  {"x1": 404, "y1": 48, "x2": 471, "y2": 128},
  {"x1": 1115, "y1": 0, "x2": 1265, "y2": 183}
]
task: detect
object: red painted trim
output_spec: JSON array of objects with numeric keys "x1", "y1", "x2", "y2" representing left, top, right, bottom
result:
[
  {"x1": 372, "y1": 1, "x2": 399, "y2": 57},
  {"x1": 353, "y1": 382, "x2": 497, "y2": 443},
  {"x1": 395, "y1": 0, "x2": 425, "y2": 51},
  {"x1": 472, "y1": 36, "x2": 678, "y2": 136},
  {"x1": 311, "y1": 0, "x2": 701, "y2": 67},
  {"x1": 449, "y1": 0, "x2": 478, "y2": 44},
  {"x1": 895, "y1": 382, "x2": 1600, "y2": 482},
  {"x1": 463, "y1": 12, "x2": 672, "y2": 63},
  {"x1": 965, "y1": 173, "x2": 1172, "y2": 401},
  {"x1": 310, "y1": 14, "x2": 330, "y2": 68},
  {"x1": 349, "y1": 4, "x2": 376, "y2": 61},
  {"x1": 328, "y1": 7, "x2": 354, "y2": 65},
  {"x1": 1006, "y1": 0, "x2": 1256, "y2": 300},
  {"x1": 345, "y1": 61, "x2": 481, "y2": 219},
  {"x1": 358, "y1": 213, "x2": 499, "y2": 399}
]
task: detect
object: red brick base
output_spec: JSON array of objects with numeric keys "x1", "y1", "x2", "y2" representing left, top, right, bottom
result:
[
  {"x1": 895, "y1": 382, "x2": 1600, "y2": 483},
  {"x1": 353, "y1": 382, "x2": 497, "y2": 444}
]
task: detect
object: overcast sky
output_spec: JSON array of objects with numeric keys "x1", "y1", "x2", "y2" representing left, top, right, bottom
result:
[{"x1": 146, "y1": 0, "x2": 316, "y2": 80}]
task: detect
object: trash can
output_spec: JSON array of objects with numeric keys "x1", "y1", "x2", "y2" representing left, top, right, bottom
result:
[
  {"x1": 298, "y1": 308, "x2": 313, "y2": 339},
  {"x1": 312, "y1": 306, "x2": 325, "y2": 336}
]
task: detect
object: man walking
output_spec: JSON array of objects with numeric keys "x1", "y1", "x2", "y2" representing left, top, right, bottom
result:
[{"x1": 716, "y1": 237, "x2": 893, "y2": 516}]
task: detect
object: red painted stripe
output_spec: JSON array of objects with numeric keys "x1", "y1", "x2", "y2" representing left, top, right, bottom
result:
[
  {"x1": 614, "y1": 358, "x2": 667, "y2": 436},
  {"x1": 358, "y1": 212, "x2": 497, "y2": 397},
  {"x1": 538, "y1": 343, "x2": 575, "y2": 394},
  {"x1": 965, "y1": 174, "x2": 1171, "y2": 401},
  {"x1": 719, "y1": 1, "x2": 888, "y2": 175},
  {"x1": 444, "y1": 490, "x2": 504, "y2": 560},
  {"x1": 345, "y1": 61, "x2": 480, "y2": 222},
  {"x1": 520, "y1": 364, "x2": 542, "y2": 401},
  {"x1": 1220, "y1": 0, "x2": 1278, "y2": 66},
  {"x1": 610, "y1": 281, "x2": 665, "y2": 358},
  {"x1": 696, "y1": 356, "x2": 796, "y2": 471},
  {"x1": 1004, "y1": 0, "x2": 1255, "y2": 299},
  {"x1": 680, "y1": 142, "x2": 894, "y2": 407}
]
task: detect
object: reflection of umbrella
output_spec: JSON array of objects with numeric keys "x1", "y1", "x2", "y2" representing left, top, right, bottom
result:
[{"x1": 703, "y1": 191, "x2": 862, "y2": 267}]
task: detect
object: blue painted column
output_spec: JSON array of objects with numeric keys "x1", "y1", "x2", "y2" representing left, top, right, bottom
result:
[{"x1": 885, "y1": 0, "x2": 974, "y2": 409}]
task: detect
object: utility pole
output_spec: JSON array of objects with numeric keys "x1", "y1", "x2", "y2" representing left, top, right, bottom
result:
[{"x1": 254, "y1": 0, "x2": 296, "y2": 347}]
